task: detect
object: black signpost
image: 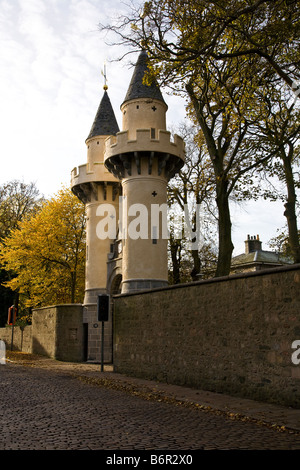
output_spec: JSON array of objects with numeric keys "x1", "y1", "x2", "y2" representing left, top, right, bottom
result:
[
  {"x1": 97, "y1": 294, "x2": 109, "y2": 372},
  {"x1": 8, "y1": 305, "x2": 17, "y2": 351}
]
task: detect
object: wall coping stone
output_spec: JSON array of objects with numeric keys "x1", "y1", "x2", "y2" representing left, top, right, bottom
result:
[
  {"x1": 113, "y1": 263, "x2": 300, "y2": 298},
  {"x1": 33, "y1": 304, "x2": 83, "y2": 311}
]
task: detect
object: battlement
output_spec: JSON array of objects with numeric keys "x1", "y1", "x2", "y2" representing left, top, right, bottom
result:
[
  {"x1": 71, "y1": 161, "x2": 118, "y2": 188},
  {"x1": 103, "y1": 129, "x2": 184, "y2": 181},
  {"x1": 104, "y1": 129, "x2": 185, "y2": 162}
]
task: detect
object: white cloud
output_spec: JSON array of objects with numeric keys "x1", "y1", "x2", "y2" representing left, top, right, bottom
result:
[
  {"x1": 231, "y1": 198, "x2": 286, "y2": 255},
  {"x1": 0, "y1": 0, "x2": 132, "y2": 197},
  {"x1": 0, "y1": 0, "x2": 290, "y2": 253}
]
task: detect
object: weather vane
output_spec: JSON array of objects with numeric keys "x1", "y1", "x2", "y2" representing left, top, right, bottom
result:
[{"x1": 102, "y1": 61, "x2": 108, "y2": 91}]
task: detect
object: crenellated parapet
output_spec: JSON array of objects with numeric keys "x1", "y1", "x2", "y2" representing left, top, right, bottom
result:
[
  {"x1": 104, "y1": 129, "x2": 185, "y2": 181},
  {"x1": 71, "y1": 161, "x2": 119, "y2": 186},
  {"x1": 71, "y1": 162, "x2": 120, "y2": 203}
]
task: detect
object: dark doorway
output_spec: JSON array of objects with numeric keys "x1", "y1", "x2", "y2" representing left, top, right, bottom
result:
[
  {"x1": 83, "y1": 323, "x2": 88, "y2": 362},
  {"x1": 109, "y1": 274, "x2": 122, "y2": 364}
]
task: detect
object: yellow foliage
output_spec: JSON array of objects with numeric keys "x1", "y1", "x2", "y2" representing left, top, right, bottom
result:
[{"x1": 0, "y1": 187, "x2": 86, "y2": 308}]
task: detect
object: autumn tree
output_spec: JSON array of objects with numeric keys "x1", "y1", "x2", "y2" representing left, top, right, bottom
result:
[
  {"x1": 100, "y1": 0, "x2": 299, "y2": 276},
  {"x1": 103, "y1": 0, "x2": 299, "y2": 93},
  {"x1": 269, "y1": 226, "x2": 300, "y2": 259},
  {"x1": 0, "y1": 187, "x2": 86, "y2": 314},
  {"x1": 0, "y1": 180, "x2": 43, "y2": 326},
  {"x1": 170, "y1": 54, "x2": 280, "y2": 276},
  {"x1": 168, "y1": 122, "x2": 217, "y2": 282},
  {"x1": 0, "y1": 180, "x2": 43, "y2": 240},
  {"x1": 249, "y1": 85, "x2": 300, "y2": 263}
]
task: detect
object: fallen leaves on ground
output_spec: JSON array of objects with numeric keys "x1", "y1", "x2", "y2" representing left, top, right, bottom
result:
[{"x1": 5, "y1": 351, "x2": 299, "y2": 436}]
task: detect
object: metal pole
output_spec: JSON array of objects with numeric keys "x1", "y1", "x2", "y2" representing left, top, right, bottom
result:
[
  {"x1": 11, "y1": 323, "x2": 14, "y2": 351},
  {"x1": 101, "y1": 321, "x2": 104, "y2": 372}
]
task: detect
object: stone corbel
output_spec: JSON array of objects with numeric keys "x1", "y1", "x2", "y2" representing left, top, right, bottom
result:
[
  {"x1": 120, "y1": 154, "x2": 132, "y2": 176},
  {"x1": 103, "y1": 181, "x2": 107, "y2": 200},
  {"x1": 91, "y1": 182, "x2": 99, "y2": 201},
  {"x1": 112, "y1": 182, "x2": 120, "y2": 201},
  {"x1": 148, "y1": 151, "x2": 154, "y2": 175},
  {"x1": 158, "y1": 153, "x2": 170, "y2": 176},
  {"x1": 134, "y1": 152, "x2": 141, "y2": 175},
  {"x1": 79, "y1": 183, "x2": 91, "y2": 203}
]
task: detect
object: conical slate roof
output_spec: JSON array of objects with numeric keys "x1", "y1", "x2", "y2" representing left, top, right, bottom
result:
[
  {"x1": 122, "y1": 50, "x2": 165, "y2": 105},
  {"x1": 86, "y1": 90, "x2": 119, "y2": 140}
]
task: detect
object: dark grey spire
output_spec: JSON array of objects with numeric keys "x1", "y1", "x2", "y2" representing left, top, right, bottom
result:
[
  {"x1": 86, "y1": 90, "x2": 119, "y2": 140},
  {"x1": 122, "y1": 50, "x2": 165, "y2": 105}
]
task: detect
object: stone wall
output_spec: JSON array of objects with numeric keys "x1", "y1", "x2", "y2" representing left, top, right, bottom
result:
[
  {"x1": 113, "y1": 264, "x2": 300, "y2": 408},
  {"x1": 0, "y1": 304, "x2": 84, "y2": 362},
  {"x1": 55, "y1": 304, "x2": 85, "y2": 362},
  {"x1": 0, "y1": 325, "x2": 32, "y2": 353},
  {"x1": 31, "y1": 306, "x2": 57, "y2": 358},
  {"x1": 32, "y1": 304, "x2": 84, "y2": 362}
]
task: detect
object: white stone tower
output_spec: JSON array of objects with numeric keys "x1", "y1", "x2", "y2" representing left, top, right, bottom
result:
[
  {"x1": 104, "y1": 51, "x2": 185, "y2": 293},
  {"x1": 71, "y1": 80, "x2": 121, "y2": 362}
]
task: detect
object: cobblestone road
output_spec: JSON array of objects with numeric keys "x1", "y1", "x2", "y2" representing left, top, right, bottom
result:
[{"x1": 1, "y1": 362, "x2": 300, "y2": 452}]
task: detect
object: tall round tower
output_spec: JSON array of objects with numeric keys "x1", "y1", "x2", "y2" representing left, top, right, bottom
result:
[
  {"x1": 104, "y1": 51, "x2": 185, "y2": 293},
  {"x1": 71, "y1": 81, "x2": 121, "y2": 362}
]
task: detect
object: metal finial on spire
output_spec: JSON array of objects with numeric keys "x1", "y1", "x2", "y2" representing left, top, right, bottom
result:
[{"x1": 101, "y1": 61, "x2": 108, "y2": 91}]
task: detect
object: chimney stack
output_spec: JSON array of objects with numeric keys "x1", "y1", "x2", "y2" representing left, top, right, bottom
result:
[{"x1": 245, "y1": 234, "x2": 262, "y2": 254}]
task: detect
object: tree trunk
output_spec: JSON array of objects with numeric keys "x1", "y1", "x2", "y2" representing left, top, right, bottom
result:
[
  {"x1": 215, "y1": 179, "x2": 234, "y2": 277},
  {"x1": 190, "y1": 208, "x2": 201, "y2": 280},
  {"x1": 190, "y1": 249, "x2": 201, "y2": 281},
  {"x1": 282, "y1": 153, "x2": 300, "y2": 263},
  {"x1": 170, "y1": 238, "x2": 181, "y2": 284},
  {"x1": 185, "y1": 82, "x2": 234, "y2": 277},
  {"x1": 70, "y1": 270, "x2": 76, "y2": 303}
]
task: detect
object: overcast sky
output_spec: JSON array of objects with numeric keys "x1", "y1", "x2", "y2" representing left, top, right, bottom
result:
[{"x1": 0, "y1": 0, "x2": 288, "y2": 254}]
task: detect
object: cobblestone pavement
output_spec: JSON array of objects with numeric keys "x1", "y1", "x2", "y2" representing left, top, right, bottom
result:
[{"x1": 1, "y1": 353, "x2": 300, "y2": 452}]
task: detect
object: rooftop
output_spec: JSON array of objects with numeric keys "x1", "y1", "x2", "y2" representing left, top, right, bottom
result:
[
  {"x1": 231, "y1": 234, "x2": 293, "y2": 270},
  {"x1": 231, "y1": 250, "x2": 292, "y2": 267},
  {"x1": 86, "y1": 90, "x2": 120, "y2": 141},
  {"x1": 122, "y1": 50, "x2": 166, "y2": 105}
]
